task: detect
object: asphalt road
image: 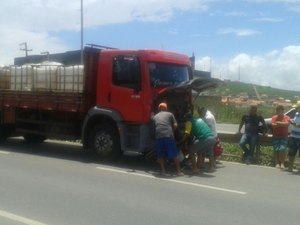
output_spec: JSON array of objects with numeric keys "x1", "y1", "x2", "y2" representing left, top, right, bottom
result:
[{"x1": 1, "y1": 138, "x2": 300, "y2": 225}]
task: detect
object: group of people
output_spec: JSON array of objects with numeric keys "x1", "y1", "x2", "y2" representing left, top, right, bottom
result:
[
  {"x1": 274, "y1": 101, "x2": 300, "y2": 172},
  {"x1": 152, "y1": 100, "x2": 300, "y2": 176},
  {"x1": 151, "y1": 102, "x2": 222, "y2": 176},
  {"x1": 237, "y1": 102, "x2": 300, "y2": 171}
]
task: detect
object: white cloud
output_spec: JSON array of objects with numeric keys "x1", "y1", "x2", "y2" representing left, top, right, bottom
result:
[
  {"x1": 252, "y1": 17, "x2": 284, "y2": 22},
  {"x1": 195, "y1": 56, "x2": 213, "y2": 72},
  {"x1": 245, "y1": 0, "x2": 300, "y2": 3},
  {"x1": 1, "y1": 0, "x2": 300, "y2": 93},
  {"x1": 0, "y1": 26, "x2": 67, "y2": 64},
  {"x1": 197, "y1": 45, "x2": 300, "y2": 91},
  {"x1": 84, "y1": 0, "x2": 209, "y2": 26},
  {"x1": 218, "y1": 28, "x2": 260, "y2": 36},
  {"x1": 0, "y1": 0, "x2": 208, "y2": 31},
  {"x1": 225, "y1": 11, "x2": 247, "y2": 17},
  {"x1": 0, "y1": 0, "x2": 208, "y2": 64},
  {"x1": 245, "y1": 0, "x2": 300, "y2": 13},
  {"x1": 288, "y1": 4, "x2": 300, "y2": 13}
]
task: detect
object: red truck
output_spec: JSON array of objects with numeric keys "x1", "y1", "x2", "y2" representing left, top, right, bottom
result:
[{"x1": 0, "y1": 45, "x2": 219, "y2": 159}]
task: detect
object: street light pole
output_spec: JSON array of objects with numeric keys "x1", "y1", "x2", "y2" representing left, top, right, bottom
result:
[{"x1": 80, "y1": 0, "x2": 84, "y2": 64}]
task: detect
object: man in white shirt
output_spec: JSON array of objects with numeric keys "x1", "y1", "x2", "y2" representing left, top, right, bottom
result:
[
  {"x1": 198, "y1": 107, "x2": 217, "y2": 137},
  {"x1": 198, "y1": 107, "x2": 223, "y2": 167}
]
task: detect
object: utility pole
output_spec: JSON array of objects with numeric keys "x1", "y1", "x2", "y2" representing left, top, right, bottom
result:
[
  {"x1": 238, "y1": 61, "x2": 241, "y2": 82},
  {"x1": 190, "y1": 53, "x2": 195, "y2": 74},
  {"x1": 20, "y1": 42, "x2": 32, "y2": 57}
]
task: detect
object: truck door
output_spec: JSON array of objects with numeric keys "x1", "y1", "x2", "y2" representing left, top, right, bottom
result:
[{"x1": 109, "y1": 55, "x2": 144, "y2": 122}]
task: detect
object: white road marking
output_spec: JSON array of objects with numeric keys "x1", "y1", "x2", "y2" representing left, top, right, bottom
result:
[
  {"x1": 0, "y1": 150, "x2": 9, "y2": 154},
  {"x1": 0, "y1": 209, "x2": 47, "y2": 225},
  {"x1": 225, "y1": 160, "x2": 277, "y2": 170},
  {"x1": 96, "y1": 166, "x2": 247, "y2": 195}
]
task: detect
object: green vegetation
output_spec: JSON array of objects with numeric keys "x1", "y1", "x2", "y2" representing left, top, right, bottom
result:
[
  {"x1": 212, "y1": 81, "x2": 300, "y2": 102},
  {"x1": 194, "y1": 80, "x2": 300, "y2": 124},
  {"x1": 221, "y1": 143, "x2": 275, "y2": 167},
  {"x1": 192, "y1": 102, "x2": 275, "y2": 124},
  {"x1": 215, "y1": 105, "x2": 275, "y2": 124}
]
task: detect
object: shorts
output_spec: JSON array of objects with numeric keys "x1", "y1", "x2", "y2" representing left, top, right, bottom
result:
[
  {"x1": 288, "y1": 137, "x2": 300, "y2": 157},
  {"x1": 155, "y1": 137, "x2": 178, "y2": 159},
  {"x1": 189, "y1": 136, "x2": 216, "y2": 157},
  {"x1": 272, "y1": 137, "x2": 288, "y2": 152}
]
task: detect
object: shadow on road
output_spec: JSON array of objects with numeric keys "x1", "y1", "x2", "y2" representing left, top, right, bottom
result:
[{"x1": 0, "y1": 137, "x2": 221, "y2": 178}]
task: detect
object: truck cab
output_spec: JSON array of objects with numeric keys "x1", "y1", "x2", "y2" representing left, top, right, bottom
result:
[
  {"x1": 94, "y1": 49, "x2": 192, "y2": 123},
  {"x1": 82, "y1": 47, "x2": 195, "y2": 157},
  {"x1": 83, "y1": 46, "x2": 221, "y2": 158}
]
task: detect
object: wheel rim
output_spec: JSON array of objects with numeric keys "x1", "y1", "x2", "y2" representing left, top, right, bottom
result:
[{"x1": 94, "y1": 131, "x2": 113, "y2": 156}]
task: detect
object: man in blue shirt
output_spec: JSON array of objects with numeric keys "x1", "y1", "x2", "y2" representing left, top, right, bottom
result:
[{"x1": 238, "y1": 105, "x2": 266, "y2": 163}]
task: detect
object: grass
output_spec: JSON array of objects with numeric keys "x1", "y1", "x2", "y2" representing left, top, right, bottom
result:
[
  {"x1": 221, "y1": 143, "x2": 275, "y2": 166},
  {"x1": 220, "y1": 142, "x2": 300, "y2": 169}
]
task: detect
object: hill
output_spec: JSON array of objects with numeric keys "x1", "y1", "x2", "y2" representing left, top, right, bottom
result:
[
  {"x1": 195, "y1": 80, "x2": 300, "y2": 123},
  {"x1": 211, "y1": 80, "x2": 300, "y2": 102}
]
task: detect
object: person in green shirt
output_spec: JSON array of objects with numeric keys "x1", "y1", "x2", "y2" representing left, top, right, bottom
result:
[{"x1": 182, "y1": 112, "x2": 216, "y2": 173}]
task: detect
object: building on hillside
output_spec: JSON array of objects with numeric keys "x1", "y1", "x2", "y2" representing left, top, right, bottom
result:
[{"x1": 271, "y1": 98, "x2": 292, "y2": 108}]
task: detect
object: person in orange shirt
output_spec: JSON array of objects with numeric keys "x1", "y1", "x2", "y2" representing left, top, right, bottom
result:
[{"x1": 271, "y1": 105, "x2": 290, "y2": 169}]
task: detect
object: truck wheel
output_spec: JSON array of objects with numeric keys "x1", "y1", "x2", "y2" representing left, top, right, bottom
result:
[
  {"x1": 0, "y1": 126, "x2": 8, "y2": 143},
  {"x1": 23, "y1": 134, "x2": 47, "y2": 143},
  {"x1": 89, "y1": 124, "x2": 121, "y2": 159}
]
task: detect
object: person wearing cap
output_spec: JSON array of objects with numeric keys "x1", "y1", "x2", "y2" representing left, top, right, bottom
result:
[
  {"x1": 271, "y1": 105, "x2": 290, "y2": 169},
  {"x1": 182, "y1": 111, "x2": 216, "y2": 173},
  {"x1": 288, "y1": 101, "x2": 300, "y2": 172},
  {"x1": 238, "y1": 104, "x2": 266, "y2": 164},
  {"x1": 152, "y1": 102, "x2": 183, "y2": 176}
]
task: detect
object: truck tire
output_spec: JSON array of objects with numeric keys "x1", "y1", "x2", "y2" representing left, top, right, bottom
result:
[
  {"x1": 0, "y1": 126, "x2": 8, "y2": 143},
  {"x1": 23, "y1": 134, "x2": 47, "y2": 143},
  {"x1": 89, "y1": 124, "x2": 121, "y2": 159}
]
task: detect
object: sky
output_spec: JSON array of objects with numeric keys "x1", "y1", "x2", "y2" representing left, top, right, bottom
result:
[{"x1": 0, "y1": 0, "x2": 300, "y2": 91}]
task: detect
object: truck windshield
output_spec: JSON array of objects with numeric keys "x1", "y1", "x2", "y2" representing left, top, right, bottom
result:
[{"x1": 149, "y1": 62, "x2": 189, "y2": 88}]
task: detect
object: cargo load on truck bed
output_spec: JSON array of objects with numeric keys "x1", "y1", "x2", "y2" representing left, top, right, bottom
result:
[{"x1": 0, "y1": 63, "x2": 84, "y2": 92}]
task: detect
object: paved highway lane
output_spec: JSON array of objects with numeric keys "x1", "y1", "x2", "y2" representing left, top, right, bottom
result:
[{"x1": 0, "y1": 138, "x2": 300, "y2": 225}]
